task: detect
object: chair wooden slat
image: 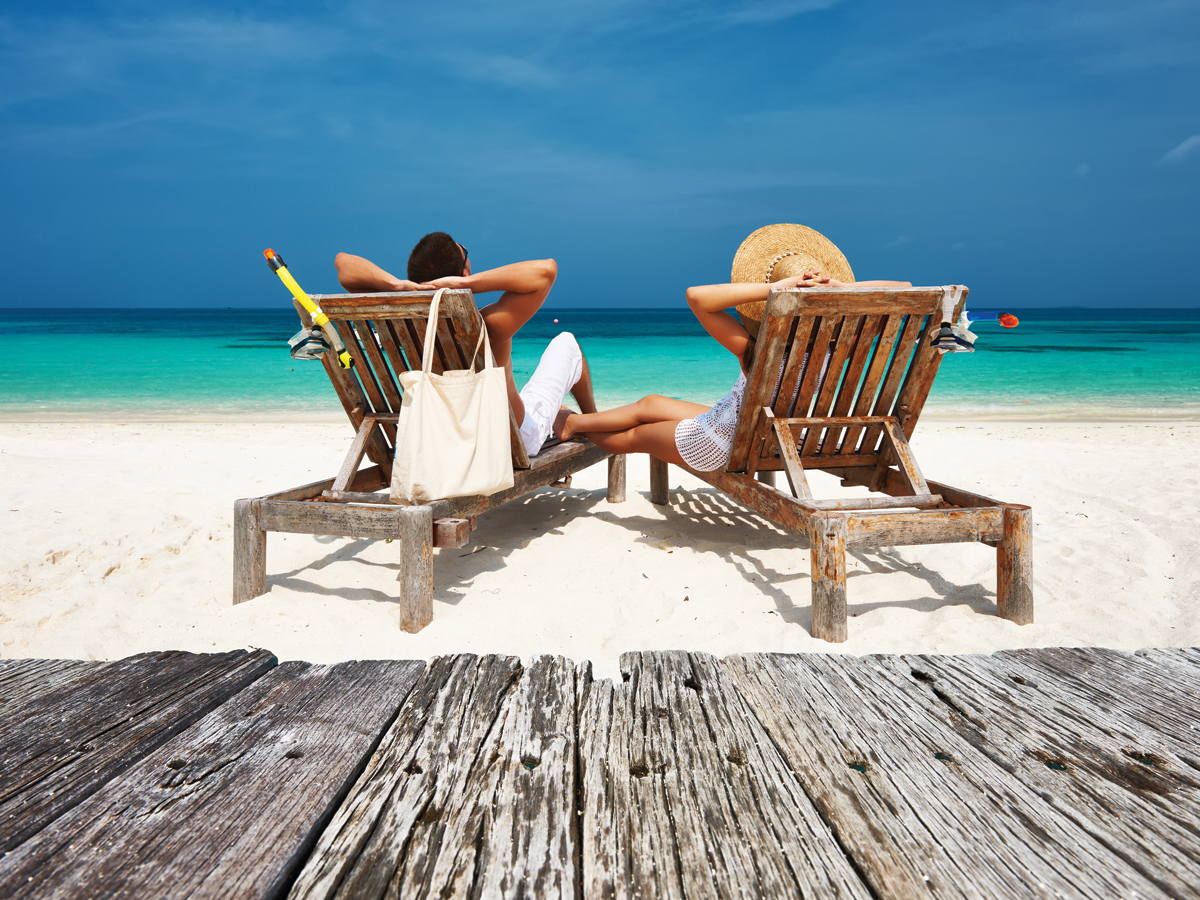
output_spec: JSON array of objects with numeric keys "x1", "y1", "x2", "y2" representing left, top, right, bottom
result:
[
  {"x1": 351, "y1": 319, "x2": 404, "y2": 416},
  {"x1": 861, "y1": 312, "x2": 928, "y2": 456},
  {"x1": 383, "y1": 319, "x2": 421, "y2": 375},
  {"x1": 728, "y1": 309, "x2": 792, "y2": 473},
  {"x1": 374, "y1": 320, "x2": 413, "y2": 390},
  {"x1": 801, "y1": 315, "x2": 861, "y2": 457},
  {"x1": 339, "y1": 318, "x2": 394, "y2": 423},
  {"x1": 820, "y1": 314, "x2": 885, "y2": 460},
  {"x1": 434, "y1": 318, "x2": 460, "y2": 371},
  {"x1": 405, "y1": 317, "x2": 444, "y2": 375},
  {"x1": 837, "y1": 313, "x2": 902, "y2": 456},
  {"x1": 292, "y1": 300, "x2": 394, "y2": 476},
  {"x1": 893, "y1": 288, "x2": 967, "y2": 438}
]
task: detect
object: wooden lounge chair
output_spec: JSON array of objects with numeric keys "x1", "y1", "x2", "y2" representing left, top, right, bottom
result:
[
  {"x1": 647, "y1": 285, "x2": 1032, "y2": 643},
  {"x1": 233, "y1": 289, "x2": 626, "y2": 632}
]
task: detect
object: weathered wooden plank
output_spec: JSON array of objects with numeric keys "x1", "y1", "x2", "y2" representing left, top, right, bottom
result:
[
  {"x1": 724, "y1": 653, "x2": 1172, "y2": 899},
  {"x1": 841, "y1": 312, "x2": 904, "y2": 454},
  {"x1": 685, "y1": 466, "x2": 813, "y2": 542},
  {"x1": 233, "y1": 497, "x2": 267, "y2": 603},
  {"x1": 432, "y1": 516, "x2": 472, "y2": 548},
  {"x1": 0, "y1": 650, "x2": 277, "y2": 855},
  {"x1": 0, "y1": 659, "x2": 106, "y2": 715},
  {"x1": 894, "y1": 289, "x2": 966, "y2": 438},
  {"x1": 0, "y1": 660, "x2": 424, "y2": 900},
  {"x1": 314, "y1": 289, "x2": 472, "y2": 321},
  {"x1": 262, "y1": 465, "x2": 387, "y2": 503},
  {"x1": 257, "y1": 498, "x2": 434, "y2": 540},
  {"x1": 728, "y1": 307, "x2": 792, "y2": 473},
  {"x1": 397, "y1": 505, "x2": 433, "y2": 633},
  {"x1": 770, "y1": 411, "x2": 813, "y2": 500},
  {"x1": 821, "y1": 313, "x2": 885, "y2": 458},
  {"x1": 802, "y1": 315, "x2": 861, "y2": 456},
  {"x1": 791, "y1": 314, "x2": 837, "y2": 423},
  {"x1": 845, "y1": 506, "x2": 1004, "y2": 548},
  {"x1": 809, "y1": 515, "x2": 848, "y2": 642},
  {"x1": 650, "y1": 456, "x2": 669, "y2": 505},
  {"x1": 899, "y1": 652, "x2": 1200, "y2": 896},
  {"x1": 330, "y1": 415, "x2": 378, "y2": 493},
  {"x1": 290, "y1": 654, "x2": 577, "y2": 899},
  {"x1": 294, "y1": 300, "x2": 393, "y2": 474},
  {"x1": 997, "y1": 505, "x2": 1033, "y2": 624},
  {"x1": 607, "y1": 453, "x2": 627, "y2": 503},
  {"x1": 995, "y1": 647, "x2": 1200, "y2": 763},
  {"x1": 766, "y1": 287, "x2": 947, "y2": 317},
  {"x1": 577, "y1": 652, "x2": 873, "y2": 900},
  {"x1": 861, "y1": 312, "x2": 926, "y2": 456}
]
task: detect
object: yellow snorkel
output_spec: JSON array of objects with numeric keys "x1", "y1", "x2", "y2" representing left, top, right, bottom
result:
[{"x1": 264, "y1": 248, "x2": 353, "y2": 369}]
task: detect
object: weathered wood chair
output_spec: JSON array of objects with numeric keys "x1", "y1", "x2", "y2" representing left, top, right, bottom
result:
[
  {"x1": 648, "y1": 285, "x2": 1032, "y2": 642},
  {"x1": 233, "y1": 289, "x2": 626, "y2": 632}
]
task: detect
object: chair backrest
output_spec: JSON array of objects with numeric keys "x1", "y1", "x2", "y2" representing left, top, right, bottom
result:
[
  {"x1": 301, "y1": 290, "x2": 531, "y2": 476},
  {"x1": 726, "y1": 286, "x2": 966, "y2": 474}
]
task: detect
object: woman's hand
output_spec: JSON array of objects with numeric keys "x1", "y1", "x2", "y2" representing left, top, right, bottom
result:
[{"x1": 772, "y1": 271, "x2": 845, "y2": 288}]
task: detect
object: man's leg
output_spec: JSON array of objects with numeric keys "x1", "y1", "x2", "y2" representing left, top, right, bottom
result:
[
  {"x1": 517, "y1": 333, "x2": 586, "y2": 458},
  {"x1": 570, "y1": 351, "x2": 598, "y2": 414}
]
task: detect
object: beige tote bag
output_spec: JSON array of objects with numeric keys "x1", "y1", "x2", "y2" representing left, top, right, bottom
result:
[{"x1": 390, "y1": 289, "x2": 514, "y2": 504}]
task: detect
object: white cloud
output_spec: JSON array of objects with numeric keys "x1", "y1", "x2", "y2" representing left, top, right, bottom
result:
[{"x1": 1161, "y1": 135, "x2": 1200, "y2": 163}]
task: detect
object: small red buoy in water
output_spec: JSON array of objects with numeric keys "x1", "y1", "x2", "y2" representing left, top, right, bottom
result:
[
  {"x1": 998, "y1": 313, "x2": 1019, "y2": 328},
  {"x1": 553, "y1": 318, "x2": 559, "y2": 323}
]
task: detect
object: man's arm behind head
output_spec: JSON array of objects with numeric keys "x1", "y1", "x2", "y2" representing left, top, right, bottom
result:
[{"x1": 335, "y1": 253, "x2": 428, "y2": 293}]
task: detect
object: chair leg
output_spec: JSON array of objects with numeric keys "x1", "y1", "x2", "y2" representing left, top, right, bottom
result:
[
  {"x1": 997, "y1": 505, "x2": 1034, "y2": 625},
  {"x1": 397, "y1": 505, "x2": 434, "y2": 633},
  {"x1": 650, "y1": 457, "x2": 669, "y2": 505},
  {"x1": 233, "y1": 499, "x2": 266, "y2": 604},
  {"x1": 756, "y1": 470, "x2": 777, "y2": 487},
  {"x1": 809, "y1": 515, "x2": 848, "y2": 642},
  {"x1": 607, "y1": 454, "x2": 627, "y2": 503}
]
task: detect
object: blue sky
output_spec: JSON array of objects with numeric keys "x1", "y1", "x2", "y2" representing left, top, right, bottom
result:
[{"x1": 2, "y1": 0, "x2": 1198, "y2": 308}]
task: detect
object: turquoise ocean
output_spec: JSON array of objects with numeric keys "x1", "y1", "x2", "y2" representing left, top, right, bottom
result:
[{"x1": 1, "y1": 308, "x2": 1198, "y2": 422}]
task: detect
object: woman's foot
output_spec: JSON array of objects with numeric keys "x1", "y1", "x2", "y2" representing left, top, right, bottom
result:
[{"x1": 553, "y1": 407, "x2": 576, "y2": 440}]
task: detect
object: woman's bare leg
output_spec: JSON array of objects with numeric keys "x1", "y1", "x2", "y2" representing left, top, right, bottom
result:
[
  {"x1": 555, "y1": 394, "x2": 708, "y2": 440},
  {"x1": 581, "y1": 421, "x2": 688, "y2": 466}
]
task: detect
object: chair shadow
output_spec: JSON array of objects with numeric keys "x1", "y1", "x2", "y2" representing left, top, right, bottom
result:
[
  {"x1": 602, "y1": 485, "x2": 998, "y2": 630},
  {"x1": 265, "y1": 485, "x2": 612, "y2": 609},
  {"x1": 265, "y1": 482, "x2": 997, "y2": 630}
]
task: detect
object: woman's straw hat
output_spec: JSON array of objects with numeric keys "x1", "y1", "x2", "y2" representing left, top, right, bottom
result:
[{"x1": 730, "y1": 223, "x2": 854, "y2": 331}]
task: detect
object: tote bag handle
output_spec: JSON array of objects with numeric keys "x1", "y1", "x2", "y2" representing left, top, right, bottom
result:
[{"x1": 420, "y1": 288, "x2": 494, "y2": 375}]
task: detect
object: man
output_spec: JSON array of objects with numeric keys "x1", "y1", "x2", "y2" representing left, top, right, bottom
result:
[{"x1": 335, "y1": 233, "x2": 596, "y2": 457}]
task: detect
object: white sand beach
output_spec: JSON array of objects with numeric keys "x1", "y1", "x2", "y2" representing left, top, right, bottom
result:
[{"x1": 2, "y1": 421, "x2": 1197, "y2": 680}]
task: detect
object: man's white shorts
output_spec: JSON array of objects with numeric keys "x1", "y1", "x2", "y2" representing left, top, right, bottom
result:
[{"x1": 518, "y1": 332, "x2": 582, "y2": 458}]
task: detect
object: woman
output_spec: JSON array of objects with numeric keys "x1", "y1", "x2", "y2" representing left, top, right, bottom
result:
[{"x1": 554, "y1": 264, "x2": 909, "y2": 472}]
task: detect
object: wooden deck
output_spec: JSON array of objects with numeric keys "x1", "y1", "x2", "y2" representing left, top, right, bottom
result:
[{"x1": 2, "y1": 648, "x2": 1199, "y2": 899}]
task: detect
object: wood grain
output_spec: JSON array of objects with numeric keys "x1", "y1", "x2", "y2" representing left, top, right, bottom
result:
[
  {"x1": 899, "y1": 652, "x2": 1200, "y2": 896},
  {"x1": 577, "y1": 651, "x2": 873, "y2": 899},
  {"x1": 724, "y1": 653, "x2": 1171, "y2": 899},
  {"x1": 290, "y1": 654, "x2": 580, "y2": 899},
  {"x1": 0, "y1": 660, "x2": 423, "y2": 900},
  {"x1": 0, "y1": 650, "x2": 277, "y2": 855}
]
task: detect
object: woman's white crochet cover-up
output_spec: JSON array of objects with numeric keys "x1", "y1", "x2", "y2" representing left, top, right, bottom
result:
[
  {"x1": 674, "y1": 372, "x2": 747, "y2": 471},
  {"x1": 675, "y1": 351, "x2": 827, "y2": 472}
]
